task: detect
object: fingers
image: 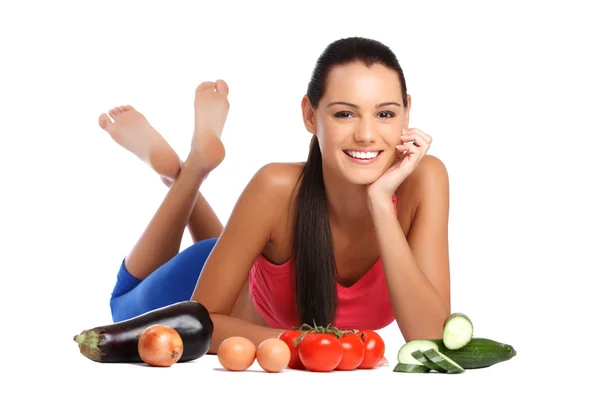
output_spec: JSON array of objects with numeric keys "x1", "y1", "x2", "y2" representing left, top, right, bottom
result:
[
  {"x1": 397, "y1": 128, "x2": 429, "y2": 161},
  {"x1": 396, "y1": 142, "x2": 419, "y2": 156},
  {"x1": 401, "y1": 128, "x2": 432, "y2": 148},
  {"x1": 395, "y1": 143, "x2": 419, "y2": 163},
  {"x1": 395, "y1": 144, "x2": 410, "y2": 152},
  {"x1": 393, "y1": 128, "x2": 432, "y2": 174}
]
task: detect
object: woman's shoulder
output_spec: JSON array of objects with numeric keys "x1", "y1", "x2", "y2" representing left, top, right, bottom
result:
[
  {"x1": 397, "y1": 154, "x2": 449, "y2": 197},
  {"x1": 394, "y1": 155, "x2": 449, "y2": 227},
  {"x1": 248, "y1": 162, "x2": 304, "y2": 257},
  {"x1": 251, "y1": 161, "x2": 305, "y2": 195},
  {"x1": 245, "y1": 162, "x2": 304, "y2": 215}
]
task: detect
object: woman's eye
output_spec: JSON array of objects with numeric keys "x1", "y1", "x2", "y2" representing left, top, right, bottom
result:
[
  {"x1": 334, "y1": 111, "x2": 396, "y2": 119},
  {"x1": 334, "y1": 111, "x2": 353, "y2": 119}
]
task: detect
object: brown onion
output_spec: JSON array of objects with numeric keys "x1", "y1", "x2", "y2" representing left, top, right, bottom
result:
[{"x1": 138, "y1": 324, "x2": 184, "y2": 367}]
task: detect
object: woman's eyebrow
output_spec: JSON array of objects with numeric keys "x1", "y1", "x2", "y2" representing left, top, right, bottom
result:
[{"x1": 326, "y1": 101, "x2": 402, "y2": 108}]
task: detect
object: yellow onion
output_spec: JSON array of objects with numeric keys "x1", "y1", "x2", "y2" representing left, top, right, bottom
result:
[{"x1": 138, "y1": 324, "x2": 183, "y2": 367}]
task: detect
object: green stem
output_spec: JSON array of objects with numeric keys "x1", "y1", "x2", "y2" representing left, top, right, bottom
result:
[{"x1": 73, "y1": 329, "x2": 104, "y2": 362}]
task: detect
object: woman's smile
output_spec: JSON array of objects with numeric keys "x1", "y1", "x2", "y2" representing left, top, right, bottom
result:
[{"x1": 343, "y1": 149, "x2": 383, "y2": 165}]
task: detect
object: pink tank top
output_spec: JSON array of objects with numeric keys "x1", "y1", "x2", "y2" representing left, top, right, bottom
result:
[{"x1": 248, "y1": 196, "x2": 396, "y2": 331}]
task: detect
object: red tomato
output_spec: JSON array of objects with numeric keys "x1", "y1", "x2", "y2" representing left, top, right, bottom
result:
[
  {"x1": 335, "y1": 332, "x2": 365, "y2": 371},
  {"x1": 357, "y1": 329, "x2": 385, "y2": 369},
  {"x1": 278, "y1": 330, "x2": 305, "y2": 370},
  {"x1": 297, "y1": 333, "x2": 343, "y2": 372}
]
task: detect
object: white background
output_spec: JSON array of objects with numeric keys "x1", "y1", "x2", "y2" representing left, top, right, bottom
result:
[{"x1": 1, "y1": 0, "x2": 598, "y2": 398}]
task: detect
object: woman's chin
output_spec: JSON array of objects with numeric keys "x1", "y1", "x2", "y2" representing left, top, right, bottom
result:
[{"x1": 341, "y1": 170, "x2": 381, "y2": 186}]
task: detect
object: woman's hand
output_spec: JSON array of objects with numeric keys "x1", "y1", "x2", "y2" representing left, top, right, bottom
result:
[{"x1": 367, "y1": 128, "x2": 433, "y2": 202}]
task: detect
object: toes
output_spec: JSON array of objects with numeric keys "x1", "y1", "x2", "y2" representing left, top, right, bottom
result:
[
  {"x1": 108, "y1": 107, "x2": 119, "y2": 119},
  {"x1": 98, "y1": 113, "x2": 113, "y2": 130},
  {"x1": 215, "y1": 79, "x2": 229, "y2": 95},
  {"x1": 108, "y1": 105, "x2": 133, "y2": 119},
  {"x1": 197, "y1": 81, "x2": 216, "y2": 93}
]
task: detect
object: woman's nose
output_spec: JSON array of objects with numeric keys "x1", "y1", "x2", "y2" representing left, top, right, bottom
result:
[{"x1": 353, "y1": 119, "x2": 376, "y2": 143}]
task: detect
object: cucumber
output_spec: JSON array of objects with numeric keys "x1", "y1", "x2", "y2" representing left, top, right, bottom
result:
[
  {"x1": 422, "y1": 349, "x2": 464, "y2": 373},
  {"x1": 397, "y1": 339, "x2": 439, "y2": 365},
  {"x1": 411, "y1": 350, "x2": 447, "y2": 373},
  {"x1": 442, "y1": 312, "x2": 473, "y2": 350},
  {"x1": 393, "y1": 362, "x2": 431, "y2": 373},
  {"x1": 430, "y1": 338, "x2": 517, "y2": 369}
]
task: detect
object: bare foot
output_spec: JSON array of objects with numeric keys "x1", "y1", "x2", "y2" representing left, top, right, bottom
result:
[
  {"x1": 188, "y1": 80, "x2": 229, "y2": 173},
  {"x1": 98, "y1": 105, "x2": 182, "y2": 180}
]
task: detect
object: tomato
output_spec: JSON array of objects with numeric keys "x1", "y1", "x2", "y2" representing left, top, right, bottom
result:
[
  {"x1": 297, "y1": 333, "x2": 343, "y2": 372},
  {"x1": 357, "y1": 329, "x2": 385, "y2": 369},
  {"x1": 335, "y1": 332, "x2": 365, "y2": 371},
  {"x1": 278, "y1": 329, "x2": 305, "y2": 370}
]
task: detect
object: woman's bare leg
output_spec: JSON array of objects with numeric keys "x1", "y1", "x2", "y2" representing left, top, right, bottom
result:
[
  {"x1": 160, "y1": 176, "x2": 223, "y2": 242},
  {"x1": 97, "y1": 105, "x2": 223, "y2": 243},
  {"x1": 98, "y1": 80, "x2": 229, "y2": 280}
]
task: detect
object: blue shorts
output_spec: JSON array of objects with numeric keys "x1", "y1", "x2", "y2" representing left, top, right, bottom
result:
[{"x1": 109, "y1": 238, "x2": 218, "y2": 322}]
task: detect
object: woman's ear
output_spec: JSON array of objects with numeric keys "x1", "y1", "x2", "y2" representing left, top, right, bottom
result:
[
  {"x1": 403, "y1": 94, "x2": 412, "y2": 130},
  {"x1": 301, "y1": 95, "x2": 317, "y2": 134}
]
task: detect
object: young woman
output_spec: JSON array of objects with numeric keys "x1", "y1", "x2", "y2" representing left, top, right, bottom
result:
[{"x1": 99, "y1": 37, "x2": 451, "y2": 354}]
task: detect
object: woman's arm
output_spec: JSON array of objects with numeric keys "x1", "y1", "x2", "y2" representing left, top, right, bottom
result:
[
  {"x1": 369, "y1": 155, "x2": 451, "y2": 342},
  {"x1": 190, "y1": 163, "x2": 290, "y2": 353}
]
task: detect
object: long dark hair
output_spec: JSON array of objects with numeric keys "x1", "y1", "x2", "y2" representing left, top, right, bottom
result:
[{"x1": 292, "y1": 37, "x2": 409, "y2": 327}]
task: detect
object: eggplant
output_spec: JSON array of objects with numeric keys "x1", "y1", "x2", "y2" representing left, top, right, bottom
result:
[{"x1": 74, "y1": 301, "x2": 213, "y2": 363}]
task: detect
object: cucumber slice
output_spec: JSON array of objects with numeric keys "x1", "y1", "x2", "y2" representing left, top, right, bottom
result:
[
  {"x1": 443, "y1": 313, "x2": 473, "y2": 350},
  {"x1": 397, "y1": 339, "x2": 439, "y2": 365},
  {"x1": 411, "y1": 350, "x2": 447, "y2": 373},
  {"x1": 422, "y1": 348, "x2": 465, "y2": 373},
  {"x1": 393, "y1": 362, "x2": 431, "y2": 373}
]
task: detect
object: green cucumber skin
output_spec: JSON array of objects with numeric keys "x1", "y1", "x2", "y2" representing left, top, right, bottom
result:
[
  {"x1": 393, "y1": 363, "x2": 431, "y2": 373},
  {"x1": 411, "y1": 350, "x2": 447, "y2": 373},
  {"x1": 430, "y1": 338, "x2": 516, "y2": 369},
  {"x1": 443, "y1": 312, "x2": 472, "y2": 328},
  {"x1": 422, "y1": 349, "x2": 464, "y2": 373},
  {"x1": 397, "y1": 339, "x2": 439, "y2": 365}
]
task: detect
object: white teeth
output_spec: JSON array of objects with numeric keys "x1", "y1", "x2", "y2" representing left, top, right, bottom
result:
[{"x1": 344, "y1": 150, "x2": 380, "y2": 159}]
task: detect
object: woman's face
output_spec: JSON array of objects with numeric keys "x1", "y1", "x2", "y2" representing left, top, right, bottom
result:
[{"x1": 304, "y1": 61, "x2": 411, "y2": 185}]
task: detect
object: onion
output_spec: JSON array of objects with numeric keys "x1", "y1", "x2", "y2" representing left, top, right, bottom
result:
[{"x1": 138, "y1": 324, "x2": 184, "y2": 367}]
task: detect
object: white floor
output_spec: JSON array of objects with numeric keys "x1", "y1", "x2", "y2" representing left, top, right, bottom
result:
[
  {"x1": 8, "y1": 321, "x2": 581, "y2": 400},
  {"x1": 24, "y1": 346, "x2": 575, "y2": 400}
]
